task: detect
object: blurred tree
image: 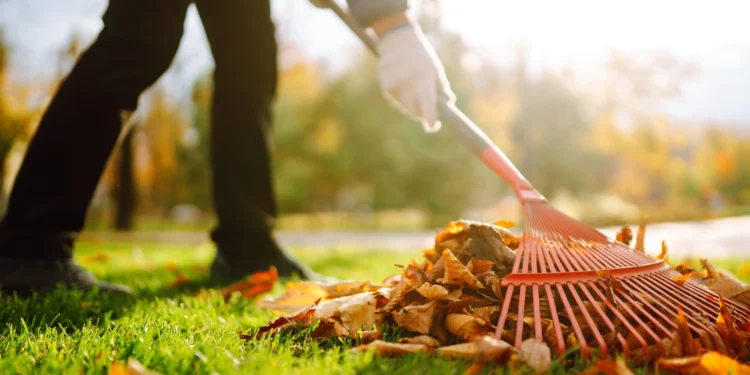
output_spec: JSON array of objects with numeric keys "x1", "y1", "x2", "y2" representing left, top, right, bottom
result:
[
  {"x1": 510, "y1": 68, "x2": 611, "y2": 198},
  {"x1": 0, "y1": 29, "x2": 34, "y2": 215}
]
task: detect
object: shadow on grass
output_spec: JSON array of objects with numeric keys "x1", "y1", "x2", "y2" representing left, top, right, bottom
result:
[
  {"x1": 0, "y1": 286, "x2": 135, "y2": 334},
  {"x1": 0, "y1": 267, "x2": 223, "y2": 335}
]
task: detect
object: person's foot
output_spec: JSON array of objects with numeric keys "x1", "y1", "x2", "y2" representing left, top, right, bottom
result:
[
  {"x1": 0, "y1": 258, "x2": 134, "y2": 296},
  {"x1": 209, "y1": 240, "x2": 336, "y2": 283}
]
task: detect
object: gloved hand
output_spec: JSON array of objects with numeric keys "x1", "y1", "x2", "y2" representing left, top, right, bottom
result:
[{"x1": 377, "y1": 23, "x2": 455, "y2": 133}]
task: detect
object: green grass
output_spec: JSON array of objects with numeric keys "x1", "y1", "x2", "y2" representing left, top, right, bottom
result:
[{"x1": 1, "y1": 242, "x2": 748, "y2": 374}]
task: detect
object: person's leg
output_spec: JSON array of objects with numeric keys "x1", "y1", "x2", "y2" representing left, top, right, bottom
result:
[
  {"x1": 0, "y1": 0, "x2": 190, "y2": 295},
  {"x1": 194, "y1": 0, "x2": 320, "y2": 280}
]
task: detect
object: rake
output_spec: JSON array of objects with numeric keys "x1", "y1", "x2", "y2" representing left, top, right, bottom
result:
[{"x1": 321, "y1": 0, "x2": 750, "y2": 360}]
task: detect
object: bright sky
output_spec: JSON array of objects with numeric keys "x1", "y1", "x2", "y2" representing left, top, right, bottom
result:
[{"x1": 1, "y1": 0, "x2": 749, "y2": 125}]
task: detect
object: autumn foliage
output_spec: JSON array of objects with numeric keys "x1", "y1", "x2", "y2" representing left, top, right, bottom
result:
[{"x1": 245, "y1": 219, "x2": 750, "y2": 374}]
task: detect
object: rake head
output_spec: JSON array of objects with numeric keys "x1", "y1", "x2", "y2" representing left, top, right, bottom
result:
[{"x1": 494, "y1": 200, "x2": 750, "y2": 360}]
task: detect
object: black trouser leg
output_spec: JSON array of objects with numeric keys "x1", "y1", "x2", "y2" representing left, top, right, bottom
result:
[
  {"x1": 195, "y1": 0, "x2": 280, "y2": 260},
  {"x1": 0, "y1": 0, "x2": 190, "y2": 259}
]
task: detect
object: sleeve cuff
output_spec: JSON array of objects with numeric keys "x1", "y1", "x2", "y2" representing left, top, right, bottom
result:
[{"x1": 346, "y1": 0, "x2": 410, "y2": 28}]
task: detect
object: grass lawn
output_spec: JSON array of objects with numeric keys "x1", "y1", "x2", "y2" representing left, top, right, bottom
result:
[{"x1": 1, "y1": 241, "x2": 748, "y2": 374}]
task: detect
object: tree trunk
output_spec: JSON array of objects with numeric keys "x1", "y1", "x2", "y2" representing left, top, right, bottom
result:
[{"x1": 114, "y1": 130, "x2": 136, "y2": 231}]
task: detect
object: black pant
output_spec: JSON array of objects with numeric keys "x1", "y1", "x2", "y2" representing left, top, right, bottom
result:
[{"x1": 0, "y1": 0, "x2": 279, "y2": 260}]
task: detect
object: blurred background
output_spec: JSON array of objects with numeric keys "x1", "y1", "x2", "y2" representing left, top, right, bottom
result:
[{"x1": 0, "y1": 0, "x2": 749, "y2": 233}]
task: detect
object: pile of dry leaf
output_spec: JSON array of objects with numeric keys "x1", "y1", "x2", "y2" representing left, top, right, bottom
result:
[{"x1": 244, "y1": 219, "x2": 750, "y2": 374}]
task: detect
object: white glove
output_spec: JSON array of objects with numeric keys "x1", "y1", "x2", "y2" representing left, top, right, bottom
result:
[{"x1": 377, "y1": 23, "x2": 455, "y2": 133}]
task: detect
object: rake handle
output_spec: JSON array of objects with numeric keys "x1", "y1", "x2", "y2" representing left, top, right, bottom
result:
[{"x1": 324, "y1": 1, "x2": 544, "y2": 203}]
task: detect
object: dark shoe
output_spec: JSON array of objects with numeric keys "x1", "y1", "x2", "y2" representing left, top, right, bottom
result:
[
  {"x1": 0, "y1": 258, "x2": 133, "y2": 296},
  {"x1": 210, "y1": 250, "x2": 331, "y2": 283},
  {"x1": 210, "y1": 244, "x2": 336, "y2": 283}
]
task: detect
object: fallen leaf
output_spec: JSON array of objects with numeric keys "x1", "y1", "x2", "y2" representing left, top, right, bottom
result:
[
  {"x1": 338, "y1": 292, "x2": 380, "y2": 332},
  {"x1": 346, "y1": 330, "x2": 382, "y2": 344},
  {"x1": 519, "y1": 338, "x2": 552, "y2": 373},
  {"x1": 109, "y1": 359, "x2": 162, "y2": 375},
  {"x1": 399, "y1": 335, "x2": 440, "y2": 348},
  {"x1": 165, "y1": 261, "x2": 178, "y2": 272},
  {"x1": 673, "y1": 272, "x2": 695, "y2": 286},
  {"x1": 467, "y1": 258, "x2": 495, "y2": 275},
  {"x1": 696, "y1": 259, "x2": 750, "y2": 308},
  {"x1": 311, "y1": 318, "x2": 349, "y2": 338},
  {"x1": 445, "y1": 313, "x2": 495, "y2": 342},
  {"x1": 258, "y1": 281, "x2": 327, "y2": 314},
  {"x1": 416, "y1": 283, "x2": 461, "y2": 301},
  {"x1": 615, "y1": 225, "x2": 633, "y2": 246},
  {"x1": 658, "y1": 351, "x2": 750, "y2": 374},
  {"x1": 349, "y1": 340, "x2": 429, "y2": 357},
  {"x1": 435, "y1": 342, "x2": 479, "y2": 360},
  {"x1": 635, "y1": 215, "x2": 647, "y2": 253},
  {"x1": 244, "y1": 303, "x2": 318, "y2": 339},
  {"x1": 657, "y1": 240, "x2": 669, "y2": 263},
  {"x1": 171, "y1": 273, "x2": 190, "y2": 288},
  {"x1": 220, "y1": 266, "x2": 277, "y2": 300},
  {"x1": 493, "y1": 220, "x2": 516, "y2": 228},
  {"x1": 393, "y1": 301, "x2": 438, "y2": 334},
  {"x1": 439, "y1": 250, "x2": 484, "y2": 288},
  {"x1": 671, "y1": 306, "x2": 699, "y2": 357},
  {"x1": 574, "y1": 357, "x2": 634, "y2": 375},
  {"x1": 466, "y1": 336, "x2": 515, "y2": 375}
]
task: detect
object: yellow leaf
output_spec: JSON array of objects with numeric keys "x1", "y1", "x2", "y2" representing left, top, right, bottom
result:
[
  {"x1": 615, "y1": 225, "x2": 633, "y2": 246},
  {"x1": 658, "y1": 351, "x2": 750, "y2": 374},
  {"x1": 635, "y1": 215, "x2": 647, "y2": 253},
  {"x1": 492, "y1": 220, "x2": 516, "y2": 228}
]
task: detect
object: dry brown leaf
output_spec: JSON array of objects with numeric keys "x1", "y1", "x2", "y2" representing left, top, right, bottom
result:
[
  {"x1": 574, "y1": 357, "x2": 634, "y2": 375},
  {"x1": 338, "y1": 292, "x2": 380, "y2": 332},
  {"x1": 715, "y1": 295, "x2": 748, "y2": 356},
  {"x1": 415, "y1": 283, "x2": 461, "y2": 301},
  {"x1": 471, "y1": 306, "x2": 501, "y2": 322},
  {"x1": 658, "y1": 351, "x2": 750, "y2": 374},
  {"x1": 346, "y1": 330, "x2": 382, "y2": 344},
  {"x1": 243, "y1": 303, "x2": 318, "y2": 339},
  {"x1": 445, "y1": 313, "x2": 495, "y2": 342},
  {"x1": 259, "y1": 279, "x2": 389, "y2": 315},
  {"x1": 220, "y1": 266, "x2": 277, "y2": 300},
  {"x1": 434, "y1": 221, "x2": 470, "y2": 245},
  {"x1": 673, "y1": 272, "x2": 695, "y2": 286},
  {"x1": 170, "y1": 273, "x2": 190, "y2": 288},
  {"x1": 435, "y1": 342, "x2": 479, "y2": 360},
  {"x1": 399, "y1": 335, "x2": 440, "y2": 348},
  {"x1": 657, "y1": 240, "x2": 669, "y2": 263},
  {"x1": 465, "y1": 336, "x2": 515, "y2": 375},
  {"x1": 634, "y1": 215, "x2": 647, "y2": 253},
  {"x1": 672, "y1": 306, "x2": 700, "y2": 357},
  {"x1": 615, "y1": 225, "x2": 633, "y2": 246},
  {"x1": 392, "y1": 301, "x2": 438, "y2": 334},
  {"x1": 439, "y1": 250, "x2": 484, "y2": 288},
  {"x1": 519, "y1": 338, "x2": 552, "y2": 373},
  {"x1": 311, "y1": 318, "x2": 349, "y2": 338},
  {"x1": 109, "y1": 359, "x2": 161, "y2": 375},
  {"x1": 467, "y1": 258, "x2": 495, "y2": 275},
  {"x1": 696, "y1": 259, "x2": 750, "y2": 308},
  {"x1": 349, "y1": 340, "x2": 429, "y2": 357}
]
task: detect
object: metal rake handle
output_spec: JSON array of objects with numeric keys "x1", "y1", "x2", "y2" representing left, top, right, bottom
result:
[{"x1": 322, "y1": 0, "x2": 543, "y2": 203}]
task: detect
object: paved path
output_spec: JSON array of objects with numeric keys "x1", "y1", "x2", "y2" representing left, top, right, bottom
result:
[{"x1": 79, "y1": 216, "x2": 750, "y2": 259}]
